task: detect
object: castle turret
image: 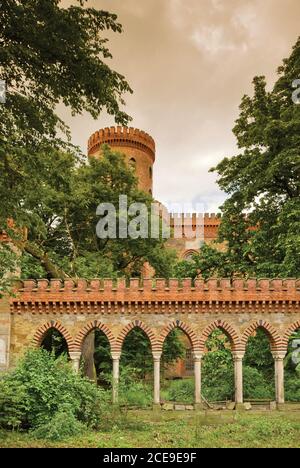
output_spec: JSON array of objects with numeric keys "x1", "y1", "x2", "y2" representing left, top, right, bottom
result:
[{"x1": 88, "y1": 126, "x2": 155, "y2": 194}]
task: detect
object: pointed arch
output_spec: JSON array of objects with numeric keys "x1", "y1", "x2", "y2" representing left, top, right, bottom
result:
[
  {"x1": 115, "y1": 320, "x2": 156, "y2": 353},
  {"x1": 199, "y1": 320, "x2": 242, "y2": 352},
  {"x1": 32, "y1": 321, "x2": 74, "y2": 352},
  {"x1": 241, "y1": 320, "x2": 282, "y2": 352},
  {"x1": 74, "y1": 320, "x2": 115, "y2": 352},
  {"x1": 157, "y1": 320, "x2": 200, "y2": 353},
  {"x1": 282, "y1": 320, "x2": 300, "y2": 353}
]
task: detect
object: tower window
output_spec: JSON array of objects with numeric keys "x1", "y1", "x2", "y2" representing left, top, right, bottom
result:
[
  {"x1": 129, "y1": 158, "x2": 136, "y2": 170},
  {"x1": 149, "y1": 167, "x2": 153, "y2": 179}
]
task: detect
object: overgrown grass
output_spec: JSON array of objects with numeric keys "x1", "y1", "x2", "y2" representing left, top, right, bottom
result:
[{"x1": 1, "y1": 410, "x2": 300, "y2": 448}]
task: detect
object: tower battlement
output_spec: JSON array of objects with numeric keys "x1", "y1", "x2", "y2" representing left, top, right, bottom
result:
[{"x1": 88, "y1": 126, "x2": 155, "y2": 161}]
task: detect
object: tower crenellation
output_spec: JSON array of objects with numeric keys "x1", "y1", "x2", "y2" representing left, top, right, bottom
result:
[{"x1": 88, "y1": 126, "x2": 155, "y2": 193}]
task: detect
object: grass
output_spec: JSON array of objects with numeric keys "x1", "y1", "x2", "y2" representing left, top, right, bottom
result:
[{"x1": 1, "y1": 410, "x2": 300, "y2": 448}]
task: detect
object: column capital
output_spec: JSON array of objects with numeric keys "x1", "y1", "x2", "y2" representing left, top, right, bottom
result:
[
  {"x1": 232, "y1": 352, "x2": 245, "y2": 361},
  {"x1": 69, "y1": 351, "x2": 81, "y2": 360},
  {"x1": 192, "y1": 352, "x2": 203, "y2": 361},
  {"x1": 111, "y1": 352, "x2": 121, "y2": 360},
  {"x1": 152, "y1": 352, "x2": 162, "y2": 361},
  {"x1": 272, "y1": 351, "x2": 286, "y2": 361}
]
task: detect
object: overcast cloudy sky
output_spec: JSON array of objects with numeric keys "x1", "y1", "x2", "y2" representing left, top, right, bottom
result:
[{"x1": 61, "y1": 0, "x2": 300, "y2": 212}]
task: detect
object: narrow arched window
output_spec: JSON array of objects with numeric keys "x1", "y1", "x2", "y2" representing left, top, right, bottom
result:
[{"x1": 129, "y1": 158, "x2": 136, "y2": 169}]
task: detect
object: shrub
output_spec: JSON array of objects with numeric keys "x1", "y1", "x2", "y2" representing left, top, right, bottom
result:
[
  {"x1": 0, "y1": 349, "x2": 111, "y2": 432},
  {"x1": 202, "y1": 364, "x2": 234, "y2": 401},
  {"x1": 163, "y1": 379, "x2": 194, "y2": 403},
  {"x1": 117, "y1": 367, "x2": 152, "y2": 408},
  {"x1": 243, "y1": 366, "x2": 274, "y2": 400},
  {"x1": 0, "y1": 378, "x2": 28, "y2": 430},
  {"x1": 31, "y1": 409, "x2": 86, "y2": 441},
  {"x1": 285, "y1": 374, "x2": 300, "y2": 402}
]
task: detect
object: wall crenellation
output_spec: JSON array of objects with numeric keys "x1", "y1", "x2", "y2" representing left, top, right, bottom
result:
[
  {"x1": 14, "y1": 278, "x2": 300, "y2": 297},
  {"x1": 88, "y1": 126, "x2": 156, "y2": 160}
]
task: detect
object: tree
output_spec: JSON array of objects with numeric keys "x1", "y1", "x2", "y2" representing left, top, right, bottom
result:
[
  {"x1": 211, "y1": 38, "x2": 300, "y2": 278},
  {"x1": 0, "y1": 0, "x2": 133, "y2": 289},
  {"x1": 12, "y1": 146, "x2": 176, "y2": 280},
  {"x1": 0, "y1": 0, "x2": 132, "y2": 143},
  {"x1": 175, "y1": 37, "x2": 300, "y2": 279}
]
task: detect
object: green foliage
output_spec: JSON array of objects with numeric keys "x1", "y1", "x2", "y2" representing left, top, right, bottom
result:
[
  {"x1": 0, "y1": 349, "x2": 111, "y2": 433},
  {"x1": 163, "y1": 379, "x2": 194, "y2": 403},
  {"x1": 0, "y1": 0, "x2": 132, "y2": 144},
  {"x1": 0, "y1": 378, "x2": 28, "y2": 430},
  {"x1": 244, "y1": 328, "x2": 274, "y2": 380},
  {"x1": 211, "y1": 38, "x2": 300, "y2": 278},
  {"x1": 201, "y1": 330, "x2": 234, "y2": 401},
  {"x1": 2, "y1": 145, "x2": 176, "y2": 281},
  {"x1": 120, "y1": 329, "x2": 153, "y2": 378},
  {"x1": 175, "y1": 38, "x2": 300, "y2": 279},
  {"x1": 41, "y1": 328, "x2": 69, "y2": 359},
  {"x1": 174, "y1": 244, "x2": 230, "y2": 280},
  {"x1": 31, "y1": 409, "x2": 86, "y2": 441},
  {"x1": 243, "y1": 366, "x2": 274, "y2": 399},
  {"x1": 117, "y1": 367, "x2": 152, "y2": 408},
  {"x1": 162, "y1": 329, "x2": 186, "y2": 369},
  {"x1": 285, "y1": 373, "x2": 300, "y2": 402}
]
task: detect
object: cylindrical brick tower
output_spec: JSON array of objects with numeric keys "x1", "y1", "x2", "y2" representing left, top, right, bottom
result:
[{"x1": 88, "y1": 126, "x2": 155, "y2": 194}]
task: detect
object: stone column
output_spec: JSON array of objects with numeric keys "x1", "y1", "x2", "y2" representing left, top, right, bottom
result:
[
  {"x1": 69, "y1": 351, "x2": 81, "y2": 373},
  {"x1": 0, "y1": 296, "x2": 11, "y2": 372},
  {"x1": 153, "y1": 353, "x2": 161, "y2": 407},
  {"x1": 111, "y1": 353, "x2": 121, "y2": 404},
  {"x1": 193, "y1": 353, "x2": 202, "y2": 409},
  {"x1": 273, "y1": 352, "x2": 285, "y2": 409},
  {"x1": 233, "y1": 352, "x2": 244, "y2": 408}
]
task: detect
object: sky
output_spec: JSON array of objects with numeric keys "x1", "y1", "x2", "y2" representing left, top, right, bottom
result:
[{"x1": 60, "y1": 0, "x2": 300, "y2": 212}]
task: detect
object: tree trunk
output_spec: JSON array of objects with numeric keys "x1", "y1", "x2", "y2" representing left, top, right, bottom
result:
[
  {"x1": 12, "y1": 238, "x2": 68, "y2": 279},
  {"x1": 82, "y1": 331, "x2": 97, "y2": 382}
]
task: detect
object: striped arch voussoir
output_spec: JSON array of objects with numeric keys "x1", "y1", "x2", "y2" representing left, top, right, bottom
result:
[
  {"x1": 114, "y1": 320, "x2": 157, "y2": 353},
  {"x1": 32, "y1": 321, "x2": 75, "y2": 352},
  {"x1": 74, "y1": 320, "x2": 115, "y2": 352},
  {"x1": 156, "y1": 321, "x2": 200, "y2": 354},
  {"x1": 199, "y1": 320, "x2": 241, "y2": 353},
  {"x1": 241, "y1": 320, "x2": 283, "y2": 352},
  {"x1": 282, "y1": 320, "x2": 300, "y2": 352}
]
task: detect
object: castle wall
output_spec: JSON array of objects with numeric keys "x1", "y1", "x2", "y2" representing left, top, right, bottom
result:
[{"x1": 5, "y1": 278, "x2": 300, "y2": 367}]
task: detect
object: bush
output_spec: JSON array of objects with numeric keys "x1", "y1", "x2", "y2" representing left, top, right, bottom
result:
[
  {"x1": 243, "y1": 366, "x2": 274, "y2": 400},
  {"x1": 163, "y1": 379, "x2": 194, "y2": 403},
  {"x1": 31, "y1": 409, "x2": 86, "y2": 441},
  {"x1": 202, "y1": 363, "x2": 234, "y2": 402},
  {"x1": 0, "y1": 379, "x2": 28, "y2": 430},
  {"x1": 117, "y1": 367, "x2": 152, "y2": 408},
  {"x1": 0, "y1": 349, "x2": 111, "y2": 432},
  {"x1": 285, "y1": 374, "x2": 300, "y2": 402}
]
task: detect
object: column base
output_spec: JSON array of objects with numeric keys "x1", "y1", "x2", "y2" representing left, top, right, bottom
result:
[
  {"x1": 194, "y1": 403, "x2": 204, "y2": 412},
  {"x1": 235, "y1": 403, "x2": 245, "y2": 411},
  {"x1": 153, "y1": 403, "x2": 161, "y2": 412},
  {"x1": 276, "y1": 403, "x2": 285, "y2": 411}
]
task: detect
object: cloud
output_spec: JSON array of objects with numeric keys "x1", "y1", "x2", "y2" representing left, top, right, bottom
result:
[
  {"x1": 191, "y1": 26, "x2": 248, "y2": 54},
  {"x1": 60, "y1": 0, "x2": 300, "y2": 213}
]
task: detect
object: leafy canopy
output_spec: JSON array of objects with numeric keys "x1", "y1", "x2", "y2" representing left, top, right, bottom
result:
[{"x1": 176, "y1": 37, "x2": 300, "y2": 279}]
